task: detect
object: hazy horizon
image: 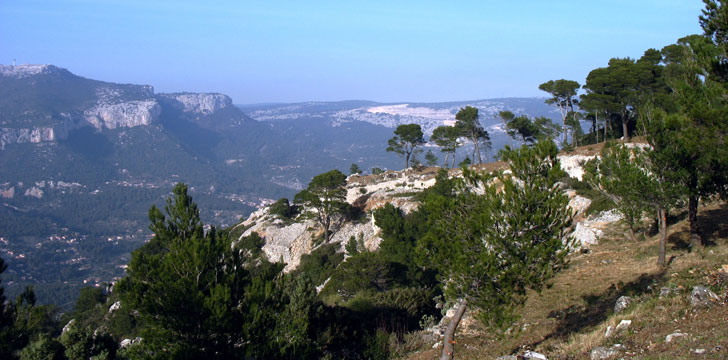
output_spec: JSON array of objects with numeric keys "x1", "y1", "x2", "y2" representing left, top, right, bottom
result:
[{"x1": 1, "y1": 1, "x2": 705, "y2": 104}]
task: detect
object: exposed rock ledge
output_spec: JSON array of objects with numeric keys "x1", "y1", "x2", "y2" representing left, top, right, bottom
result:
[
  {"x1": 157, "y1": 93, "x2": 232, "y2": 114},
  {"x1": 235, "y1": 159, "x2": 624, "y2": 275},
  {"x1": 84, "y1": 100, "x2": 161, "y2": 130},
  {"x1": 0, "y1": 64, "x2": 58, "y2": 78}
]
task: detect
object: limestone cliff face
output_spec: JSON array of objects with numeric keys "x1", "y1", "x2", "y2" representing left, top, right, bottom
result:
[
  {"x1": 83, "y1": 86, "x2": 161, "y2": 130},
  {"x1": 84, "y1": 100, "x2": 161, "y2": 130},
  {"x1": 1, "y1": 127, "x2": 56, "y2": 148},
  {"x1": 157, "y1": 93, "x2": 232, "y2": 115},
  {"x1": 0, "y1": 114, "x2": 75, "y2": 149}
]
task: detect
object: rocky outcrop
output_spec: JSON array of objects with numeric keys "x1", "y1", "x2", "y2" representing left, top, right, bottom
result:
[
  {"x1": 1, "y1": 127, "x2": 55, "y2": 148},
  {"x1": 690, "y1": 285, "x2": 720, "y2": 307},
  {"x1": 84, "y1": 100, "x2": 161, "y2": 130},
  {"x1": 614, "y1": 295, "x2": 634, "y2": 314},
  {"x1": 559, "y1": 154, "x2": 596, "y2": 181},
  {"x1": 0, "y1": 64, "x2": 59, "y2": 78},
  {"x1": 236, "y1": 154, "x2": 626, "y2": 273},
  {"x1": 157, "y1": 93, "x2": 232, "y2": 114}
]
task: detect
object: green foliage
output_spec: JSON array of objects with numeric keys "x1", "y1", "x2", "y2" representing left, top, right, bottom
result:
[
  {"x1": 345, "y1": 234, "x2": 366, "y2": 256},
  {"x1": 115, "y1": 183, "x2": 310, "y2": 358},
  {"x1": 637, "y1": 35, "x2": 728, "y2": 245},
  {"x1": 293, "y1": 243, "x2": 345, "y2": 286},
  {"x1": 455, "y1": 106, "x2": 490, "y2": 164},
  {"x1": 539, "y1": 79, "x2": 580, "y2": 144},
  {"x1": 362, "y1": 329, "x2": 390, "y2": 360},
  {"x1": 350, "y1": 163, "x2": 362, "y2": 175},
  {"x1": 386, "y1": 124, "x2": 425, "y2": 169},
  {"x1": 294, "y1": 169, "x2": 349, "y2": 242},
  {"x1": 424, "y1": 150, "x2": 438, "y2": 166},
  {"x1": 269, "y1": 197, "x2": 298, "y2": 221},
  {"x1": 458, "y1": 156, "x2": 471, "y2": 167},
  {"x1": 238, "y1": 231, "x2": 265, "y2": 257},
  {"x1": 583, "y1": 145, "x2": 654, "y2": 239},
  {"x1": 322, "y1": 252, "x2": 407, "y2": 299},
  {"x1": 700, "y1": 0, "x2": 728, "y2": 54},
  {"x1": 418, "y1": 139, "x2": 574, "y2": 330},
  {"x1": 431, "y1": 125, "x2": 462, "y2": 167},
  {"x1": 581, "y1": 50, "x2": 668, "y2": 140},
  {"x1": 59, "y1": 321, "x2": 116, "y2": 360},
  {"x1": 499, "y1": 111, "x2": 558, "y2": 145},
  {"x1": 371, "y1": 167, "x2": 385, "y2": 175},
  {"x1": 19, "y1": 334, "x2": 65, "y2": 360}
]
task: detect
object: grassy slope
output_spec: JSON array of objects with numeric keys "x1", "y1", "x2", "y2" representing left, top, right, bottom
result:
[{"x1": 406, "y1": 200, "x2": 728, "y2": 359}]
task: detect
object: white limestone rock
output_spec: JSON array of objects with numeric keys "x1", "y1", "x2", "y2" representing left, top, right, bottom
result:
[
  {"x1": 158, "y1": 93, "x2": 232, "y2": 114},
  {"x1": 108, "y1": 301, "x2": 121, "y2": 313},
  {"x1": 24, "y1": 186, "x2": 44, "y2": 199},
  {"x1": 666, "y1": 332, "x2": 687, "y2": 343},
  {"x1": 84, "y1": 100, "x2": 161, "y2": 130},
  {"x1": 0, "y1": 64, "x2": 58, "y2": 78},
  {"x1": 558, "y1": 154, "x2": 597, "y2": 181}
]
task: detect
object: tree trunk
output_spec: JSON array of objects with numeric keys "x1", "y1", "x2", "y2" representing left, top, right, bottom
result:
[
  {"x1": 657, "y1": 207, "x2": 667, "y2": 268},
  {"x1": 621, "y1": 117, "x2": 629, "y2": 140},
  {"x1": 688, "y1": 195, "x2": 702, "y2": 247},
  {"x1": 444, "y1": 153, "x2": 450, "y2": 168},
  {"x1": 473, "y1": 136, "x2": 482, "y2": 164},
  {"x1": 604, "y1": 117, "x2": 608, "y2": 141},
  {"x1": 628, "y1": 225, "x2": 636, "y2": 242},
  {"x1": 440, "y1": 299, "x2": 468, "y2": 360},
  {"x1": 405, "y1": 152, "x2": 410, "y2": 169}
]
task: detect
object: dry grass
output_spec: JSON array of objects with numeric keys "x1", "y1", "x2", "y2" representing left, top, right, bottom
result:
[{"x1": 405, "y1": 201, "x2": 728, "y2": 360}]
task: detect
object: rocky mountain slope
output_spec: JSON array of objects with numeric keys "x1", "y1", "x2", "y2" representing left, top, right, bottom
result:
[
  {"x1": 233, "y1": 149, "x2": 619, "y2": 274},
  {"x1": 0, "y1": 64, "x2": 567, "y2": 308}
]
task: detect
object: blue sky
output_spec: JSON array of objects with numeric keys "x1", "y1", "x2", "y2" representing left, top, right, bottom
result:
[{"x1": 0, "y1": 1, "x2": 705, "y2": 103}]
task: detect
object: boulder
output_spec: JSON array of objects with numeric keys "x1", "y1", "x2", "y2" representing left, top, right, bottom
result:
[
  {"x1": 590, "y1": 344, "x2": 625, "y2": 360},
  {"x1": 523, "y1": 350, "x2": 547, "y2": 360},
  {"x1": 108, "y1": 301, "x2": 121, "y2": 313},
  {"x1": 690, "y1": 286, "x2": 720, "y2": 307},
  {"x1": 614, "y1": 296, "x2": 634, "y2": 314},
  {"x1": 665, "y1": 332, "x2": 687, "y2": 343}
]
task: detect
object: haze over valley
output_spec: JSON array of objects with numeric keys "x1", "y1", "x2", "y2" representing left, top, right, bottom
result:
[{"x1": 0, "y1": 64, "x2": 560, "y2": 305}]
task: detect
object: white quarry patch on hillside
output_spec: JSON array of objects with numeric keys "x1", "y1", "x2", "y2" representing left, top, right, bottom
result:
[
  {"x1": 366, "y1": 104, "x2": 454, "y2": 120},
  {"x1": 158, "y1": 93, "x2": 232, "y2": 114},
  {"x1": 85, "y1": 100, "x2": 161, "y2": 130},
  {"x1": 0, "y1": 64, "x2": 56, "y2": 78}
]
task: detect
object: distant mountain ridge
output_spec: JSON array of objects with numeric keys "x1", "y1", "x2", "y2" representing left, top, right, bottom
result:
[
  {"x1": 0, "y1": 64, "x2": 246, "y2": 148},
  {"x1": 0, "y1": 64, "x2": 563, "y2": 307}
]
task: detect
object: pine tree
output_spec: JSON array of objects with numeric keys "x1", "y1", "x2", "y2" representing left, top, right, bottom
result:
[{"x1": 418, "y1": 140, "x2": 573, "y2": 360}]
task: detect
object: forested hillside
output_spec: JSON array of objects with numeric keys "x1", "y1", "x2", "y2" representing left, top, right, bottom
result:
[{"x1": 1, "y1": 1, "x2": 727, "y2": 359}]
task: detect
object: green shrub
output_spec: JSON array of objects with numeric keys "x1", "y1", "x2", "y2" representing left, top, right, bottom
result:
[
  {"x1": 363, "y1": 329, "x2": 391, "y2": 360},
  {"x1": 269, "y1": 198, "x2": 298, "y2": 220},
  {"x1": 293, "y1": 243, "x2": 344, "y2": 286},
  {"x1": 586, "y1": 194, "x2": 616, "y2": 216}
]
